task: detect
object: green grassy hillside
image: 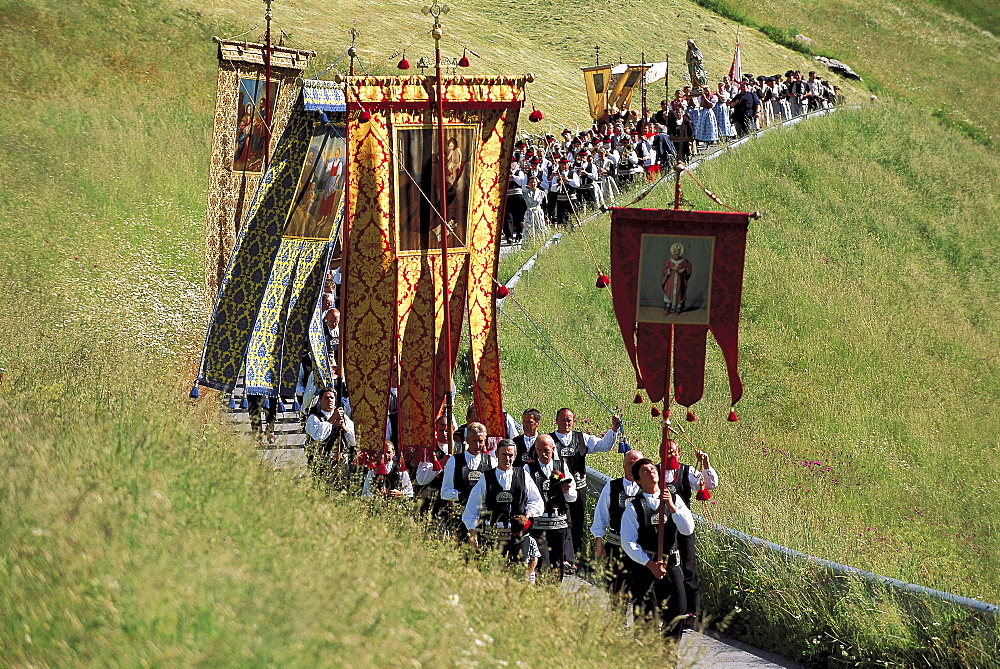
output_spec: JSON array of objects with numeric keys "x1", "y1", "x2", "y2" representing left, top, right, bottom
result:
[
  {"x1": 692, "y1": 0, "x2": 999, "y2": 146},
  {"x1": 499, "y1": 101, "x2": 1000, "y2": 598},
  {"x1": 2, "y1": 0, "x2": 999, "y2": 665}
]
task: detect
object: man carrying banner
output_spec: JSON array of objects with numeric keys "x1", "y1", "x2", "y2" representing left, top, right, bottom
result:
[{"x1": 621, "y1": 458, "x2": 694, "y2": 640}]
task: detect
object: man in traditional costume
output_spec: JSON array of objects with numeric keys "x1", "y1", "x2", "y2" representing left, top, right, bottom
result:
[
  {"x1": 463, "y1": 440, "x2": 544, "y2": 562},
  {"x1": 524, "y1": 435, "x2": 576, "y2": 578},
  {"x1": 591, "y1": 449, "x2": 645, "y2": 597},
  {"x1": 305, "y1": 386, "x2": 357, "y2": 473},
  {"x1": 621, "y1": 458, "x2": 694, "y2": 639},
  {"x1": 441, "y1": 422, "x2": 497, "y2": 541},
  {"x1": 550, "y1": 408, "x2": 621, "y2": 561},
  {"x1": 361, "y1": 440, "x2": 414, "y2": 499},
  {"x1": 661, "y1": 439, "x2": 718, "y2": 617}
]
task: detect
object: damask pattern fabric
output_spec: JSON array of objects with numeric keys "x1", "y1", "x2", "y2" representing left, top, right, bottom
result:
[{"x1": 343, "y1": 77, "x2": 526, "y2": 460}]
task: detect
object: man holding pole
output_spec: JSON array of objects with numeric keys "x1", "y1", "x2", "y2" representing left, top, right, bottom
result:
[{"x1": 620, "y1": 457, "x2": 694, "y2": 639}]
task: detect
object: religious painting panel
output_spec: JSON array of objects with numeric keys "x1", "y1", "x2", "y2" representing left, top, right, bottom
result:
[
  {"x1": 636, "y1": 234, "x2": 715, "y2": 325},
  {"x1": 394, "y1": 125, "x2": 478, "y2": 253},
  {"x1": 232, "y1": 78, "x2": 281, "y2": 173},
  {"x1": 282, "y1": 123, "x2": 347, "y2": 240}
]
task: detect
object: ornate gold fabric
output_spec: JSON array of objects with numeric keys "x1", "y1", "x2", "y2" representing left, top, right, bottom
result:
[{"x1": 342, "y1": 77, "x2": 525, "y2": 459}]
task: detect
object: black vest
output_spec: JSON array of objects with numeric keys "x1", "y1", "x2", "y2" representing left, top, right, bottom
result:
[
  {"x1": 452, "y1": 450, "x2": 495, "y2": 504},
  {"x1": 632, "y1": 494, "x2": 679, "y2": 556},
  {"x1": 608, "y1": 477, "x2": 639, "y2": 536},
  {"x1": 373, "y1": 461, "x2": 403, "y2": 494},
  {"x1": 662, "y1": 463, "x2": 694, "y2": 506},
  {"x1": 482, "y1": 468, "x2": 527, "y2": 525},
  {"x1": 308, "y1": 406, "x2": 343, "y2": 452},
  {"x1": 550, "y1": 431, "x2": 588, "y2": 490},
  {"x1": 525, "y1": 460, "x2": 571, "y2": 516},
  {"x1": 512, "y1": 434, "x2": 536, "y2": 465}
]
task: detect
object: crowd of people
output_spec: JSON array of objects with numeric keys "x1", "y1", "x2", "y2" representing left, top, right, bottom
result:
[
  {"x1": 503, "y1": 69, "x2": 843, "y2": 243},
  {"x1": 301, "y1": 395, "x2": 720, "y2": 642}
]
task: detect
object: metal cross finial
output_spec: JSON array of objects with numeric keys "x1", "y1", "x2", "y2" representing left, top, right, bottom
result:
[
  {"x1": 594, "y1": 44, "x2": 600, "y2": 66},
  {"x1": 423, "y1": 2, "x2": 450, "y2": 26}
]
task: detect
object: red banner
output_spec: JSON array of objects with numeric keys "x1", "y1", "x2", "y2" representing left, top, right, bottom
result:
[{"x1": 610, "y1": 208, "x2": 749, "y2": 413}]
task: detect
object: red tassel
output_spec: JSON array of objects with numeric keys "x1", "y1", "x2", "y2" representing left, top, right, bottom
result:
[
  {"x1": 633, "y1": 392, "x2": 643, "y2": 404},
  {"x1": 651, "y1": 406, "x2": 661, "y2": 417},
  {"x1": 432, "y1": 458, "x2": 443, "y2": 472},
  {"x1": 528, "y1": 108, "x2": 544, "y2": 123},
  {"x1": 686, "y1": 410, "x2": 696, "y2": 422},
  {"x1": 728, "y1": 409, "x2": 738, "y2": 422},
  {"x1": 495, "y1": 284, "x2": 510, "y2": 298},
  {"x1": 378, "y1": 463, "x2": 389, "y2": 476},
  {"x1": 665, "y1": 456, "x2": 681, "y2": 470},
  {"x1": 458, "y1": 49, "x2": 470, "y2": 68},
  {"x1": 595, "y1": 273, "x2": 610, "y2": 288},
  {"x1": 358, "y1": 109, "x2": 372, "y2": 123},
  {"x1": 397, "y1": 52, "x2": 410, "y2": 70},
  {"x1": 696, "y1": 487, "x2": 712, "y2": 501}
]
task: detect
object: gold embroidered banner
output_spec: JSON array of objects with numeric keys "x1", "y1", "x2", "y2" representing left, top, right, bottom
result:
[
  {"x1": 204, "y1": 39, "x2": 314, "y2": 312},
  {"x1": 342, "y1": 76, "x2": 527, "y2": 461}
]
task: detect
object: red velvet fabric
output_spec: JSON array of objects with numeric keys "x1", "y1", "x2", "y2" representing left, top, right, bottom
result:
[{"x1": 610, "y1": 208, "x2": 749, "y2": 412}]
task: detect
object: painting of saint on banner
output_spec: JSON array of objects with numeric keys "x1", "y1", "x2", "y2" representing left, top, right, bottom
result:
[
  {"x1": 395, "y1": 126, "x2": 477, "y2": 253},
  {"x1": 232, "y1": 77, "x2": 280, "y2": 173},
  {"x1": 636, "y1": 234, "x2": 714, "y2": 324},
  {"x1": 283, "y1": 124, "x2": 347, "y2": 240}
]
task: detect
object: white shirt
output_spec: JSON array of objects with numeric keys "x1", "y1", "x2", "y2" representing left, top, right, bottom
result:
[
  {"x1": 590, "y1": 477, "x2": 641, "y2": 538},
  {"x1": 665, "y1": 464, "x2": 719, "y2": 492},
  {"x1": 503, "y1": 412, "x2": 521, "y2": 440},
  {"x1": 361, "y1": 462, "x2": 414, "y2": 499},
  {"x1": 305, "y1": 409, "x2": 356, "y2": 450},
  {"x1": 551, "y1": 428, "x2": 618, "y2": 456},
  {"x1": 440, "y1": 450, "x2": 495, "y2": 501},
  {"x1": 414, "y1": 444, "x2": 450, "y2": 486},
  {"x1": 528, "y1": 459, "x2": 578, "y2": 504},
  {"x1": 462, "y1": 467, "x2": 545, "y2": 530},
  {"x1": 620, "y1": 491, "x2": 695, "y2": 566}
]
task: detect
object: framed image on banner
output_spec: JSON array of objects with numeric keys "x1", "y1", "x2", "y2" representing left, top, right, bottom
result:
[
  {"x1": 636, "y1": 233, "x2": 715, "y2": 325},
  {"x1": 394, "y1": 124, "x2": 479, "y2": 254},
  {"x1": 232, "y1": 77, "x2": 281, "y2": 173},
  {"x1": 283, "y1": 123, "x2": 347, "y2": 240}
]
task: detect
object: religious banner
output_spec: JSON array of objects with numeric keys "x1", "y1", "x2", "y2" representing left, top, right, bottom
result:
[
  {"x1": 204, "y1": 39, "x2": 315, "y2": 312},
  {"x1": 197, "y1": 81, "x2": 347, "y2": 399},
  {"x1": 342, "y1": 75, "x2": 527, "y2": 462},
  {"x1": 607, "y1": 64, "x2": 650, "y2": 112},
  {"x1": 610, "y1": 208, "x2": 749, "y2": 416},
  {"x1": 581, "y1": 64, "x2": 613, "y2": 119}
]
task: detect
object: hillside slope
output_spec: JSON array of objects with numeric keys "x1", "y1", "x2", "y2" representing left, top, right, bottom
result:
[{"x1": 1, "y1": 0, "x2": 998, "y2": 665}]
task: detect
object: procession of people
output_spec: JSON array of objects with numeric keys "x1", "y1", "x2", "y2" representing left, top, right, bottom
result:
[{"x1": 503, "y1": 67, "x2": 842, "y2": 243}]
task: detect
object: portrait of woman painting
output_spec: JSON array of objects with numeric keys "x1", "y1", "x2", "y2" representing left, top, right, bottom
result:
[
  {"x1": 395, "y1": 125, "x2": 477, "y2": 253},
  {"x1": 282, "y1": 124, "x2": 347, "y2": 240}
]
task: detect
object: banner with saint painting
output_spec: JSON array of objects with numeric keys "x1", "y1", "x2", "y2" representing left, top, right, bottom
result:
[
  {"x1": 610, "y1": 207, "x2": 749, "y2": 416},
  {"x1": 342, "y1": 76, "x2": 528, "y2": 461},
  {"x1": 198, "y1": 90, "x2": 347, "y2": 398},
  {"x1": 204, "y1": 40, "x2": 314, "y2": 312}
]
